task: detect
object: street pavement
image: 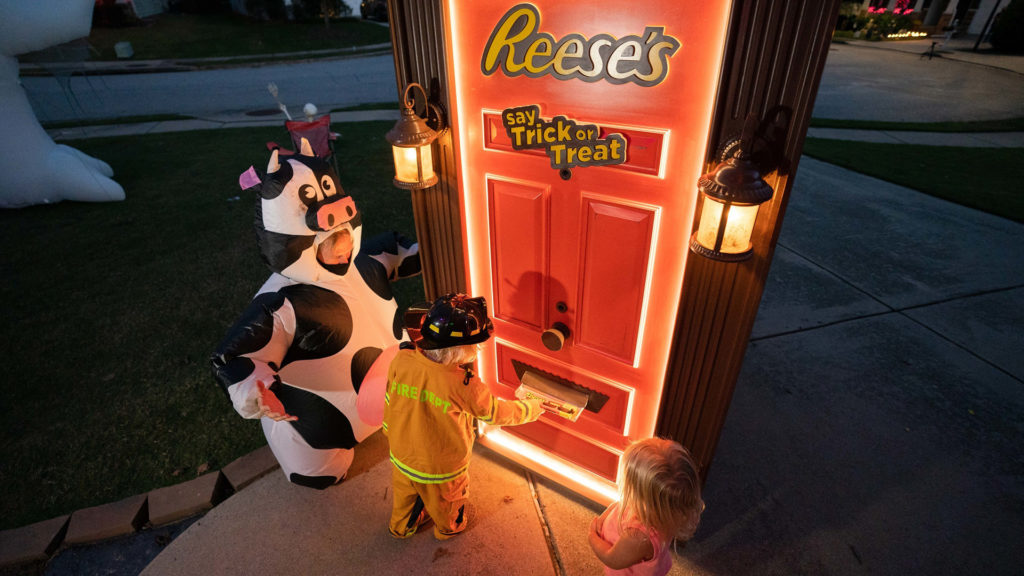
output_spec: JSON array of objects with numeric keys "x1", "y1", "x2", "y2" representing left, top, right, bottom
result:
[
  {"x1": 813, "y1": 39, "x2": 1024, "y2": 122},
  {"x1": 20, "y1": 39, "x2": 1024, "y2": 126},
  {"x1": 17, "y1": 36, "x2": 1024, "y2": 576},
  {"x1": 21, "y1": 50, "x2": 398, "y2": 124}
]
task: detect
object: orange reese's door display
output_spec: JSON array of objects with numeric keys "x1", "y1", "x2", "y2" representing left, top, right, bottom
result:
[{"x1": 443, "y1": 0, "x2": 731, "y2": 503}]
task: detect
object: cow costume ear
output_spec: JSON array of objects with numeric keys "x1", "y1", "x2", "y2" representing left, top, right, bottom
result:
[
  {"x1": 239, "y1": 166, "x2": 262, "y2": 191},
  {"x1": 299, "y1": 137, "x2": 314, "y2": 158}
]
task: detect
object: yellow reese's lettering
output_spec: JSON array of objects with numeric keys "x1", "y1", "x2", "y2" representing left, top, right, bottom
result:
[{"x1": 481, "y1": 4, "x2": 680, "y2": 87}]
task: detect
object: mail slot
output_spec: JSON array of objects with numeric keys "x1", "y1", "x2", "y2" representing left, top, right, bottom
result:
[
  {"x1": 437, "y1": 0, "x2": 733, "y2": 504},
  {"x1": 515, "y1": 370, "x2": 590, "y2": 422}
]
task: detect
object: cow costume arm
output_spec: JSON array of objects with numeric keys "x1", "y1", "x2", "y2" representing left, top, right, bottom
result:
[
  {"x1": 362, "y1": 232, "x2": 421, "y2": 281},
  {"x1": 211, "y1": 291, "x2": 297, "y2": 419}
]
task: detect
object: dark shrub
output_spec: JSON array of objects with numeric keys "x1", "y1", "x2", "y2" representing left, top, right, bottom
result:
[
  {"x1": 990, "y1": 0, "x2": 1024, "y2": 54},
  {"x1": 93, "y1": 0, "x2": 141, "y2": 27},
  {"x1": 245, "y1": 0, "x2": 287, "y2": 20},
  {"x1": 168, "y1": 0, "x2": 232, "y2": 14},
  {"x1": 292, "y1": 0, "x2": 354, "y2": 20}
]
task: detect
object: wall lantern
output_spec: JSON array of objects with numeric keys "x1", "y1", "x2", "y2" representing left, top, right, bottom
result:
[
  {"x1": 689, "y1": 123, "x2": 775, "y2": 262},
  {"x1": 385, "y1": 82, "x2": 446, "y2": 190}
]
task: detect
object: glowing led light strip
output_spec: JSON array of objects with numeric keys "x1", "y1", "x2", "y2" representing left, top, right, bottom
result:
[
  {"x1": 446, "y1": 1, "x2": 480, "y2": 297},
  {"x1": 447, "y1": 2, "x2": 499, "y2": 385},
  {"x1": 482, "y1": 426, "x2": 620, "y2": 504}
]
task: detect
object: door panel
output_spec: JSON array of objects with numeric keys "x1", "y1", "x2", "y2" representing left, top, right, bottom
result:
[
  {"x1": 576, "y1": 198, "x2": 655, "y2": 364},
  {"x1": 488, "y1": 178, "x2": 550, "y2": 331}
]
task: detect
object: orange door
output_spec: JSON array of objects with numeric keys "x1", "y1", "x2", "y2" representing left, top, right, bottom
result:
[{"x1": 444, "y1": 1, "x2": 732, "y2": 502}]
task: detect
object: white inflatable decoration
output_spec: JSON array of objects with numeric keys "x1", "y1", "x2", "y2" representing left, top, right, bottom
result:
[
  {"x1": 0, "y1": 0, "x2": 125, "y2": 208},
  {"x1": 212, "y1": 142, "x2": 420, "y2": 489}
]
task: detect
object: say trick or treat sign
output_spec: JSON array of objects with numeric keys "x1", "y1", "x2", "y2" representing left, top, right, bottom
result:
[{"x1": 501, "y1": 104, "x2": 627, "y2": 170}]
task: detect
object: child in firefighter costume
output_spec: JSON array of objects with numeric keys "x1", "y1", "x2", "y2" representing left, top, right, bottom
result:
[
  {"x1": 383, "y1": 294, "x2": 544, "y2": 539},
  {"x1": 212, "y1": 140, "x2": 419, "y2": 489}
]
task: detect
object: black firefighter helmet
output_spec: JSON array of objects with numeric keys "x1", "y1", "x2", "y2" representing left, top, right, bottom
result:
[{"x1": 405, "y1": 293, "x2": 493, "y2": 350}]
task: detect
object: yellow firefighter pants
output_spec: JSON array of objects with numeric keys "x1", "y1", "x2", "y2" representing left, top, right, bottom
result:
[{"x1": 389, "y1": 465, "x2": 470, "y2": 540}]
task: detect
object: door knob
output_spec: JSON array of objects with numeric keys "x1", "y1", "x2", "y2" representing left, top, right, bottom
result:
[{"x1": 542, "y1": 322, "x2": 571, "y2": 351}]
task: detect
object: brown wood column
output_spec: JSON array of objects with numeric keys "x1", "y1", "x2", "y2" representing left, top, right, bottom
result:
[
  {"x1": 656, "y1": 0, "x2": 841, "y2": 478},
  {"x1": 387, "y1": 0, "x2": 466, "y2": 301}
]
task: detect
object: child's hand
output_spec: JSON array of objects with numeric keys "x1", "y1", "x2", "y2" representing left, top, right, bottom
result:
[
  {"x1": 589, "y1": 514, "x2": 605, "y2": 539},
  {"x1": 525, "y1": 398, "x2": 545, "y2": 421},
  {"x1": 256, "y1": 380, "x2": 298, "y2": 422},
  {"x1": 588, "y1": 513, "x2": 613, "y2": 560}
]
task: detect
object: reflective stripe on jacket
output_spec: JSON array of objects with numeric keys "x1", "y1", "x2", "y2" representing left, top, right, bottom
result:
[{"x1": 383, "y1": 348, "x2": 538, "y2": 483}]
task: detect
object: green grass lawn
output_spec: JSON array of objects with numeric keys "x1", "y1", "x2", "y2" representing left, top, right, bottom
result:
[
  {"x1": 26, "y1": 12, "x2": 390, "y2": 62},
  {"x1": 802, "y1": 138, "x2": 1024, "y2": 223},
  {"x1": 0, "y1": 122, "x2": 422, "y2": 531}
]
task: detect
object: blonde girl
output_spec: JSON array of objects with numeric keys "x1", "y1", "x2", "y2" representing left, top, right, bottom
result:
[{"x1": 588, "y1": 437, "x2": 704, "y2": 576}]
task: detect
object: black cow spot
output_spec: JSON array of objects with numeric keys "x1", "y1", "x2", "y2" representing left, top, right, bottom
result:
[
  {"x1": 319, "y1": 258, "x2": 353, "y2": 277},
  {"x1": 211, "y1": 356, "x2": 254, "y2": 396},
  {"x1": 273, "y1": 383, "x2": 358, "y2": 449},
  {"x1": 392, "y1": 307, "x2": 404, "y2": 340},
  {"x1": 289, "y1": 473, "x2": 338, "y2": 490},
  {"x1": 255, "y1": 226, "x2": 315, "y2": 276},
  {"x1": 354, "y1": 255, "x2": 393, "y2": 301},
  {"x1": 351, "y1": 347, "x2": 382, "y2": 393},
  {"x1": 397, "y1": 251, "x2": 420, "y2": 279},
  {"x1": 279, "y1": 285, "x2": 352, "y2": 365},
  {"x1": 211, "y1": 291, "x2": 288, "y2": 394},
  {"x1": 258, "y1": 160, "x2": 294, "y2": 200}
]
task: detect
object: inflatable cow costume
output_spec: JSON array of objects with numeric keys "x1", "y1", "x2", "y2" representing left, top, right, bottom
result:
[{"x1": 212, "y1": 140, "x2": 419, "y2": 488}]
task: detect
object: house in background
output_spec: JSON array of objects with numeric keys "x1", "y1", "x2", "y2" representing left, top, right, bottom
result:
[
  {"x1": 850, "y1": 0, "x2": 1008, "y2": 35},
  {"x1": 110, "y1": 0, "x2": 167, "y2": 19},
  {"x1": 113, "y1": 0, "x2": 363, "y2": 20},
  {"x1": 226, "y1": 0, "x2": 363, "y2": 18}
]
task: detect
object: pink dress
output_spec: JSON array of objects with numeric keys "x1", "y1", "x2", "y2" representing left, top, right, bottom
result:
[{"x1": 599, "y1": 502, "x2": 672, "y2": 576}]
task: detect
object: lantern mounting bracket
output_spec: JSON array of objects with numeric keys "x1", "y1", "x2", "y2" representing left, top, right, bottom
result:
[
  {"x1": 716, "y1": 108, "x2": 790, "y2": 176},
  {"x1": 401, "y1": 82, "x2": 447, "y2": 137}
]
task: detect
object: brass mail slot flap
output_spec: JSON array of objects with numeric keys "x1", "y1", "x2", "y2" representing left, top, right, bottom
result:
[{"x1": 515, "y1": 370, "x2": 590, "y2": 422}]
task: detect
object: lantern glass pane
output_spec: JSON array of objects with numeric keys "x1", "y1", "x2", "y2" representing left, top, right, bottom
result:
[
  {"x1": 418, "y1": 143, "x2": 435, "y2": 182},
  {"x1": 695, "y1": 196, "x2": 725, "y2": 249},
  {"x1": 721, "y1": 204, "x2": 759, "y2": 254},
  {"x1": 393, "y1": 145, "x2": 421, "y2": 184}
]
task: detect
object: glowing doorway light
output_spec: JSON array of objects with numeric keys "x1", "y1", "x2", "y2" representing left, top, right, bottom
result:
[{"x1": 480, "y1": 425, "x2": 620, "y2": 505}]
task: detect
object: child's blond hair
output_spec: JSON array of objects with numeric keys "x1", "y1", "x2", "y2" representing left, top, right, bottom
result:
[
  {"x1": 420, "y1": 344, "x2": 478, "y2": 367},
  {"x1": 618, "y1": 437, "x2": 704, "y2": 542}
]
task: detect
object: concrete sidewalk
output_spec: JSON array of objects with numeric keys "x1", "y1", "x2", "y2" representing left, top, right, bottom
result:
[
  {"x1": 805, "y1": 127, "x2": 1024, "y2": 147},
  {"x1": 44, "y1": 108, "x2": 402, "y2": 142},
  {"x1": 813, "y1": 39, "x2": 1024, "y2": 123},
  {"x1": 840, "y1": 37, "x2": 1024, "y2": 75},
  {"x1": 18, "y1": 44, "x2": 395, "y2": 76}
]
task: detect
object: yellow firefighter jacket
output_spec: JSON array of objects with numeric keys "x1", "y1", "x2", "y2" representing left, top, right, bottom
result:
[{"x1": 383, "y1": 348, "x2": 539, "y2": 484}]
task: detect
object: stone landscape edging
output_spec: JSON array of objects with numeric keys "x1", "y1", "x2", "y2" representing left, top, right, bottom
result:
[{"x1": 0, "y1": 445, "x2": 279, "y2": 574}]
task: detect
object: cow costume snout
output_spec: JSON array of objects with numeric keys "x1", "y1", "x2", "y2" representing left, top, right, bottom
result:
[{"x1": 308, "y1": 194, "x2": 358, "y2": 231}]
